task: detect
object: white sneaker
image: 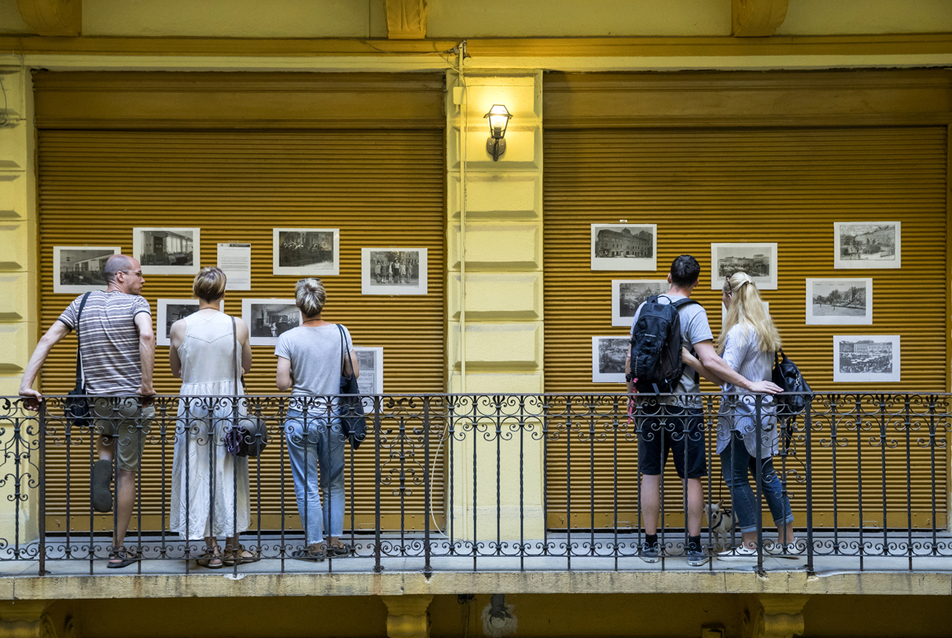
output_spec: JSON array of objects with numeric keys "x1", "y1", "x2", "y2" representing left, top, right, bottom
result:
[
  {"x1": 716, "y1": 545, "x2": 758, "y2": 561},
  {"x1": 766, "y1": 541, "x2": 803, "y2": 559}
]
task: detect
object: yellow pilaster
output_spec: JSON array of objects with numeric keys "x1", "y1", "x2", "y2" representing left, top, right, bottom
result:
[
  {"x1": 446, "y1": 69, "x2": 545, "y2": 540},
  {"x1": 0, "y1": 65, "x2": 38, "y2": 545},
  {"x1": 381, "y1": 595, "x2": 433, "y2": 638},
  {"x1": 0, "y1": 601, "x2": 60, "y2": 638},
  {"x1": 745, "y1": 595, "x2": 810, "y2": 638}
]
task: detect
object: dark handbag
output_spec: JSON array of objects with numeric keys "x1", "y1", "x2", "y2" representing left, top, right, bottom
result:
[
  {"x1": 223, "y1": 317, "x2": 268, "y2": 457},
  {"x1": 64, "y1": 292, "x2": 92, "y2": 428},
  {"x1": 337, "y1": 324, "x2": 367, "y2": 450},
  {"x1": 772, "y1": 348, "x2": 813, "y2": 416}
]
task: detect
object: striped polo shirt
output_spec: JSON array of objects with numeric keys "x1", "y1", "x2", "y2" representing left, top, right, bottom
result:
[{"x1": 58, "y1": 291, "x2": 152, "y2": 396}]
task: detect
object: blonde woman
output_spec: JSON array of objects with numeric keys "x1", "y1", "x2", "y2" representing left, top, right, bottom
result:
[
  {"x1": 687, "y1": 271, "x2": 796, "y2": 560},
  {"x1": 169, "y1": 267, "x2": 256, "y2": 568}
]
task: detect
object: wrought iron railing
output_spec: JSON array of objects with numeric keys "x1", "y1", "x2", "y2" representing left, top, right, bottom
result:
[{"x1": 0, "y1": 392, "x2": 949, "y2": 576}]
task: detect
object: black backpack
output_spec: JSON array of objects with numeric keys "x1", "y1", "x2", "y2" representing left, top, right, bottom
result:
[{"x1": 627, "y1": 295, "x2": 700, "y2": 394}]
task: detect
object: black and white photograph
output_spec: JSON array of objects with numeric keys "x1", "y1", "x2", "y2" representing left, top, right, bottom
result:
[
  {"x1": 362, "y1": 248, "x2": 427, "y2": 295},
  {"x1": 133, "y1": 227, "x2": 200, "y2": 275},
  {"x1": 273, "y1": 228, "x2": 340, "y2": 276},
  {"x1": 834, "y1": 221, "x2": 901, "y2": 269},
  {"x1": 612, "y1": 279, "x2": 668, "y2": 327},
  {"x1": 711, "y1": 242, "x2": 778, "y2": 290},
  {"x1": 806, "y1": 278, "x2": 873, "y2": 325},
  {"x1": 53, "y1": 246, "x2": 120, "y2": 294},
  {"x1": 353, "y1": 347, "x2": 384, "y2": 412},
  {"x1": 241, "y1": 298, "x2": 301, "y2": 346},
  {"x1": 590, "y1": 224, "x2": 657, "y2": 272},
  {"x1": 592, "y1": 336, "x2": 629, "y2": 383},
  {"x1": 834, "y1": 335, "x2": 900, "y2": 383},
  {"x1": 722, "y1": 301, "x2": 768, "y2": 329},
  {"x1": 156, "y1": 299, "x2": 223, "y2": 347}
]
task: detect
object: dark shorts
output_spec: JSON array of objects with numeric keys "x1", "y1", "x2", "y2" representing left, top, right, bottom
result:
[{"x1": 637, "y1": 404, "x2": 707, "y2": 479}]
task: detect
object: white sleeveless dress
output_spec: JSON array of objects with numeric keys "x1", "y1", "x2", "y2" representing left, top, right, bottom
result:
[{"x1": 169, "y1": 310, "x2": 250, "y2": 540}]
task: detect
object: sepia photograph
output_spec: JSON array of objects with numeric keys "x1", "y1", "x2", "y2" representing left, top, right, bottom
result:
[
  {"x1": 133, "y1": 227, "x2": 200, "y2": 275},
  {"x1": 612, "y1": 279, "x2": 669, "y2": 327},
  {"x1": 722, "y1": 301, "x2": 768, "y2": 330},
  {"x1": 241, "y1": 299, "x2": 301, "y2": 346},
  {"x1": 362, "y1": 248, "x2": 427, "y2": 295},
  {"x1": 53, "y1": 246, "x2": 121, "y2": 294},
  {"x1": 353, "y1": 346, "x2": 384, "y2": 412},
  {"x1": 806, "y1": 278, "x2": 873, "y2": 325},
  {"x1": 834, "y1": 221, "x2": 901, "y2": 269},
  {"x1": 273, "y1": 228, "x2": 340, "y2": 276},
  {"x1": 592, "y1": 336, "x2": 630, "y2": 383},
  {"x1": 591, "y1": 224, "x2": 657, "y2": 271},
  {"x1": 155, "y1": 298, "x2": 222, "y2": 347},
  {"x1": 833, "y1": 335, "x2": 900, "y2": 383},
  {"x1": 711, "y1": 242, "x2": 778, "y2": 290}
]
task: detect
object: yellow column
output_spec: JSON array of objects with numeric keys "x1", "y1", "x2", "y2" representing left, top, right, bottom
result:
[
  {"x1": 381, "y1": 595, "x2": 433, "y2": 638},
  {"x1": 0, "y1": 65, "x2": 39, "y2": 545},
  {"x1": 745, "y1": 595, "x2": 810, "y2": 638},
  {"x1": 446, "y1": 69, "x2": 545, "y2": 541}
]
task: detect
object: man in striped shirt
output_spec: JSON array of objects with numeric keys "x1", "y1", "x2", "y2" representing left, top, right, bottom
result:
[{"x1": 20, "y1": 254, "x2": 155, "y2": 569}]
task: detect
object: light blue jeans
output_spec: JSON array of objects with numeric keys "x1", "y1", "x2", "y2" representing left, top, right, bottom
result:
[{"x1": 284, "y1": 407, "x2": 345, "y2": 544}]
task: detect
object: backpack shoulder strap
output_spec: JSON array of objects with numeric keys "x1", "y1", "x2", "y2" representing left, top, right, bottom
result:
[{"x1": 669, "y1": 297, "x2": 701, "y2": 311}]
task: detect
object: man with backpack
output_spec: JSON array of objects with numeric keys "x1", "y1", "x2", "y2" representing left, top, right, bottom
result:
[{"x1": 627, "y1": 255, "x2": 781, "y2": 566}]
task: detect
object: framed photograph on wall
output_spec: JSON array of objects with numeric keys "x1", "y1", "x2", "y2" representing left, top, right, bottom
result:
[
  {"x1": 611, "y1": 279, "x2": 668, "y2": 327},
  {"x1": 353, "y1": 346, "x2": 384, "y2": 412},
  {"x1": 362, "y1": 248, "x2": 427, "y2": 295},
  {"x1": 591, "y1": 336, "x2": 630, "y2": 383},
  {"x1": 711, "y1": 242, "x2": 778, "y2": 290},
  {"x1": 53, "y1": 246, "x2": 121, "y2": 294},
  {"x1": 156, "y1": 298, "x2": 223, "y2": 347},
  {"x1": 806, "y1": 278, "x2": 873, "y2": 325},
  {"x1": 273, "y1": 228, "x2": 340, "y2": 277},
  {"x1": 834, "y1": 222, "x2": 901, "y2": 269},
  {"x1": 722, "y1": 301, "x2": 768, "y2": 330},
  {"x1": 591, "y1": 224, "x2": 657, "y2": 271},
  {"x1": 833, "y1": 335, "x2": 900, "y2": 383},
  {"x1": 242, "y1": 298, "x2": 301, "y2": 346},
  {"x1": 133, "y1": 227, "x2": 200, "y2": 276}
]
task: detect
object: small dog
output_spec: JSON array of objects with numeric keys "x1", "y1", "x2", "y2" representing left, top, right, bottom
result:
[{"x1": 705, "y1": 501, "x2": 734, "y2": 551}]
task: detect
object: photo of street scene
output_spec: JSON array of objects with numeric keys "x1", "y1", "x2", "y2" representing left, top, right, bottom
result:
[
  {"x1": 133, "y1": 227, "x2": 199, "y2": 275},
  {"x1": 806, "y1": 278, "x2": 872, "y2": 325},
  {"x1": 274, "y1": 228, "x2": 339, "y2": 276},
  {"x1": 592, "y1": 336, "x2": 629, "y2": 383},
  {"x1": 835, "y1": 222, "x2": 900, "y2": 269},
  {"x1": 53, "y1": 246, "x2": 120, "y2": 294},
  {"x1": 354, "y1": 347, "x2": 383, "y2": 412},
  {"x1": 591, "y1": 224, "x2": 657, "y2": 271},
  {"x1": 362, "y1": 248, "x2": 427, "y2": 295},
  {"x1": 834, "y1": 335, "x2": 900, "y2": 383},
  {"x1": 242, "y1": 299, "x2": 300, "y2": 346},
  {"x1": 711, "y1": 243, "x2": 777, "y2": 289},
  {"x1": 612, "y1": 279, "x2": 668, "y2": 326}
]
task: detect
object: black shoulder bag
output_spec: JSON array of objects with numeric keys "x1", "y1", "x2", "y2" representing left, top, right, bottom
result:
[
  {"x1": 223, "y1": 317, "x2": 269, "y2": 457},
  {"x1": 772, "y1": 348, "x2": 814, "y2": 417},
  {"x1": 64, "y1": 292, "x2": 92, "y2": 428},
  {"x1": 337, "y1": 325, "x2": 367, "y2": 450}
]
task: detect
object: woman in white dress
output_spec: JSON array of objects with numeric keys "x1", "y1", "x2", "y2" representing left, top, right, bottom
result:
[{"x1": 169, "y1": 267, "x2": 255, "y2": 568}]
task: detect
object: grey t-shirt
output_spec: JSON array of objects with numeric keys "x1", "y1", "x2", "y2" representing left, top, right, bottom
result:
[
  {"x1": 274, "y1": 324, "x2": 354, "y2": 397},
  {"x1": 630, "y1": 293, "x2": 713, "y2": 407}
]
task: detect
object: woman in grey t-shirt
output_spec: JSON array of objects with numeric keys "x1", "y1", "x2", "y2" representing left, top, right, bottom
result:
[{"x1": 275, "y1": 278, "x2": 359, "y2": 561}]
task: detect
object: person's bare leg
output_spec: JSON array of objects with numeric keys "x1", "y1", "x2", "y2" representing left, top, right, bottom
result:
[
  {"x1": 740, "y1": 531, "x2": 757, "y2": 549},
  {"x1": 776, "y1": 521, "x2": 796, "y2": 545},
  {"x1": 641, "y1": 474, "x2": 661, "y2": 535},
  {"x1": 684, "y1": 478, "x2": 704, "y2": 537},
  {"x1": 112, "y1": 468, "x2": 136, "y2": 551},
  {"x1": 95, "y1": 433, "x2": 114, "y2": 463}
]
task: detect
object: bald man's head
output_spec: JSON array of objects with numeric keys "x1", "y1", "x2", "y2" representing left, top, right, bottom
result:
[{"x1": 104, "y1": 254, "x2": 136, "y2": 285}]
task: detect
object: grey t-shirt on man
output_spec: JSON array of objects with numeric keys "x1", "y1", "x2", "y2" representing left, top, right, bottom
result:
[
  {"x1": 274, "y1": 324, "x2": 354, "y2": 397},
  {"x1": 630, "y1": 293, "x2": 713, "y2": 408}
]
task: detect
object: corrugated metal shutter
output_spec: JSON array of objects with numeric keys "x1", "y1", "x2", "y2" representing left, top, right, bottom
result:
[
  {"x1": 37, "y1": 123, "x2": 446, "y2": 533},
  {"x1": 543, "y1": 125, "x2": 948, "y2": 530}
]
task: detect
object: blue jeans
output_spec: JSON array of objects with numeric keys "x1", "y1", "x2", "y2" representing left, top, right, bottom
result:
[
  {"x1": 719, "y1": 430, "x2": 794, "y2": 533},
  {"x1": 285, "y1": 408, "x2": 345, "y2": 544}
]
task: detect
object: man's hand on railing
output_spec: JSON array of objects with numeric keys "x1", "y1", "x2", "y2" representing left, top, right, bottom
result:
[
  {"x1": 139, "y1": 384, "x2": 156, "y2": 407},
  {"x1": 18, "y1": 387, "x2": 43, "y2": 411}
]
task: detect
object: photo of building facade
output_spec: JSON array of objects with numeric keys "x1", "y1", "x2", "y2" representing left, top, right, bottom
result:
[{"x1": 1, "y1": 2, "x2": 951, "y2": 637}]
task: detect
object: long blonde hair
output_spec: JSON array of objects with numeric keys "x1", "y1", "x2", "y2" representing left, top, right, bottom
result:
[{"x1": 717, "y1": 271, "x2": 781, "y2": 354}]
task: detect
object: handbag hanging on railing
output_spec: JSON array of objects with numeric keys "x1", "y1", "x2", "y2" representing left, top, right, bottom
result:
[
  {"x1": 337, "y1": 324, "x2": 367, "y2": 450},
  {"x1": 64, "y1": 292, "x2": 92, "y2": 428},
  {"x1": 224, "y1": 316, "x2": 268, "y2": 457}
]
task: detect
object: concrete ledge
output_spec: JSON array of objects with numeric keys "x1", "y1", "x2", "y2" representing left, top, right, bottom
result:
[{"x1": 4, "y1": 569, "x2": 950, "y2": 601}]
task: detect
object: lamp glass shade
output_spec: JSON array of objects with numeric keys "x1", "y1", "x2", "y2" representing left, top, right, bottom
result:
[{"x1": 485, "y1": 104, "x2": 512, "y2": 139}]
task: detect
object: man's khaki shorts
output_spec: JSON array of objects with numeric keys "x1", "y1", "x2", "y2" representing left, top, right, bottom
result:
[{"x1": 92, "y1": 397, "x2": 155, "y2": 472}]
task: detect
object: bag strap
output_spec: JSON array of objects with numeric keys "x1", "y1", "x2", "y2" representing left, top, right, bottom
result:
[
  {"x1": 72, "y1": 292, "x2": 92, "y2": 393},
  {"x1": 231, "y1": 316, "x2": 241, "y2": 394},
  {"x1": 337, "y1": 324, "x2": 352, "y2": 378}
]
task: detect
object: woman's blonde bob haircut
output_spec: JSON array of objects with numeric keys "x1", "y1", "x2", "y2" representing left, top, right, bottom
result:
[
  {"x1": 295, "y1": 278, "x2": 326, "y2": 318},
  {"x1": 717, "y1": 271, "x2": 782, "y2": 355},
  {"x1": 192, "y1": 267, "x2": 227, "y2": 303}
]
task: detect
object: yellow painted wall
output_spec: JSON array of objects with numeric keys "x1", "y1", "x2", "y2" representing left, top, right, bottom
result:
[{"x1": 778, "y1": 0, "x2": 952, "y2": 35}]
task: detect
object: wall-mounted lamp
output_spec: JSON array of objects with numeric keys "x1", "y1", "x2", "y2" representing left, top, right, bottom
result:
[{"x1": 484, "y1": 104, "x2": 512, "y2": 162}]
